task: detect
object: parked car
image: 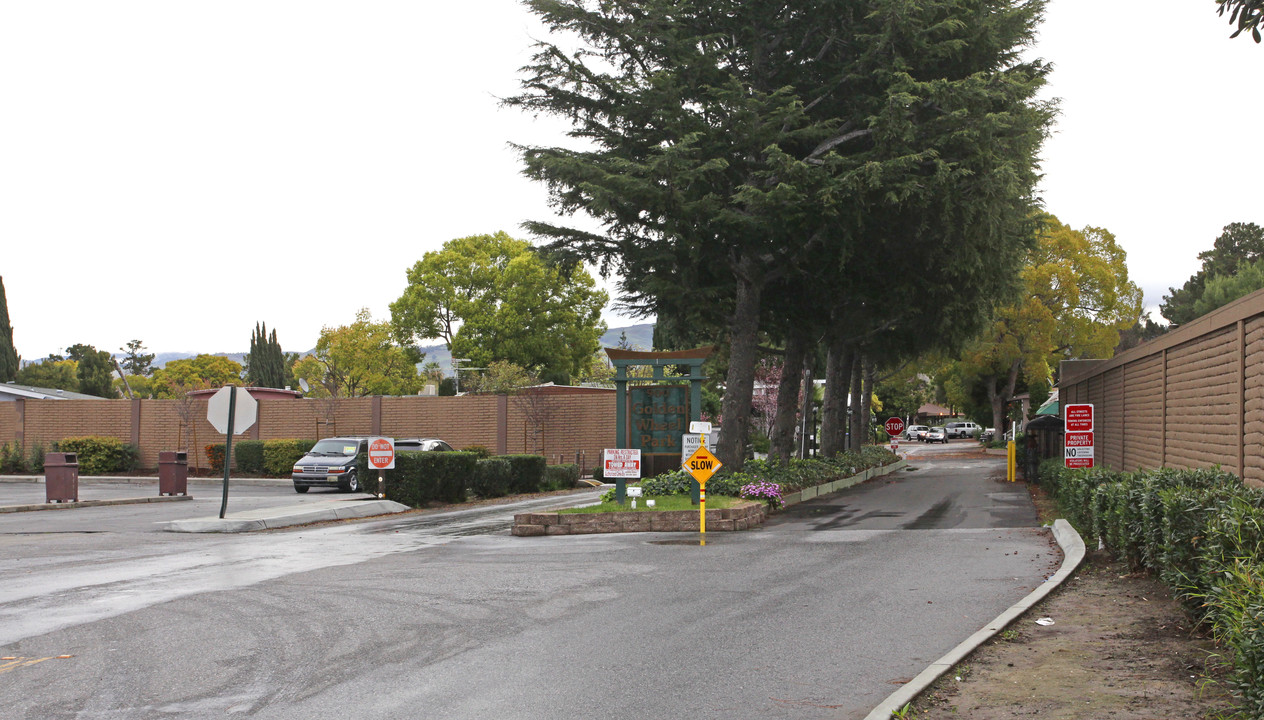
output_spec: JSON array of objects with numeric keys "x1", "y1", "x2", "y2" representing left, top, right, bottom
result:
[
  {"x1": 981, "y1": 427, "x2": 996, "y2": 442},
  {"x1": 924, "y1": 427, "x2": 948, "y2": 444},
  {"x1": 945, "y1": 421, "x2": 982, "y2": 439},
  {"x1": 904, "y1": 425, "x2": 929, "y2": 441},
  {"x1": 291, "y1": 436, "x2": 454, "y2": 493}
]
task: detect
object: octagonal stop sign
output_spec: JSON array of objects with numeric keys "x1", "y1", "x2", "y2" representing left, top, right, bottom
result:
[
  {"x1": 884, "y1": 417, "x2": 905, "y2": 437},
  {"x1": 206, "y1": 386, "x2": 258, "y2": 435}
]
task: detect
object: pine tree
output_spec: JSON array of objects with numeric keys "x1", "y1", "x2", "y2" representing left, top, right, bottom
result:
[
  {"x1": 0, "y1": 276, "x2": 17, "y2": 382},
  {"x1": 246, "y1": 322, "x2": 288, "y2": 388}
]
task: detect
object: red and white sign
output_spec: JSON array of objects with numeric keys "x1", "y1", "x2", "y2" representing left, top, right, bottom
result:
[
  {"x1": 368, "y1": 437, "x2": 395, "y2": 470},
  {"x1": 1065, "y1": 432, "x2": 1094, "y2": 448},
  {"x1": 1064, "y1": 405, "x2": 1095, "y2": 469},
  {"x1": 1065, "y1": 404, "x2": 1094, "y2": 432},
  {"x1": 884, "y1": 417, "x2": 905, "y2": 437},
  {"x1": 603, "y1": 448, "x2": 642, "y2": 479}
]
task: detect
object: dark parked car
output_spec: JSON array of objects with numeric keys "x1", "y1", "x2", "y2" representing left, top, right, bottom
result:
[{"x1": 291, "y1": 436, "x2": 454, "y2": 493}]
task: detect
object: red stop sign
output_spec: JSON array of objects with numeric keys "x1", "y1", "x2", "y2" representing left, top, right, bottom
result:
[{"x1": 885, "y1": 417, "x2": 905, "y2": 437}]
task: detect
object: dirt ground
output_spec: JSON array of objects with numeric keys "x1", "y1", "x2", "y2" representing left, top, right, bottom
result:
[{"x1": 911, "y1": 483, "x2": 1236, "y2": 720}]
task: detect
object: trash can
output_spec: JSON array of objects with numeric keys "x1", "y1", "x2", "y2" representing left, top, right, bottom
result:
[
  {"x1": 158, "y1": 451, "x2": 189, "y2": 496},
  {"x1": 45, "y1": 452, "x2": 79, "y2": 503}
]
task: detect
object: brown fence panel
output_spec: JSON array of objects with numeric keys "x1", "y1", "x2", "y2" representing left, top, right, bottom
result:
[
  {"x1": 1122, "y1": 353, "x2": 1164, "y2": 470},
  {"x1": 1164, "y1": 327, "x2": 1239, "y2": 471}
]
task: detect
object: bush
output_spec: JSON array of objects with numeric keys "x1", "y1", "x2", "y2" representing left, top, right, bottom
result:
[
  {"x1": 543, "y1": 463, "x2": 580, "y2": 490},
  {"x1": 502, "y1": 454, "x2": 547, "y2": 494},
  {"x1": 206, "y1": 443, "x2": 226, "y2": 473},
  {"x1": 55, "y1": 436, "x2": 137, "y2": 475},
  {"x1": 263, "y1": 439, "x2": 315, "y2": 476},
  {"x1": 0, "y1": 442, "x2": 25, "y2": 474},
  {"x1": 471, "y1": 458, "x2": 513, "y2": 498},
  {"x1": 234, "y1": 440, "x2": 265, "y2": 475},
  {"x1": 27, "y1": 443, "x2": 45, "y2": 474},
  {"x1": 462, "y1": 445, "x2": 493, "y2": 459},
  {"x1": 361, "y1": 451, "x2": 477, "y2": 507}
]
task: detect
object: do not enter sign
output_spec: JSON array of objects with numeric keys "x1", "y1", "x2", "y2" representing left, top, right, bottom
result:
[
  {"x1": 368, "y1": 437, "x2": 395, "y2": 470},
  {"x1": 884, "y1": 417, "x2": 905, "y2": 437}
]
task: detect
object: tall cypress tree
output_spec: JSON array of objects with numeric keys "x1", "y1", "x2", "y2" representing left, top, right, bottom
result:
[
  {"x1": 246, "y1": 322, "x2": 288, "y2": 388},
  {"x1": 0, "y1": 276, "x2": 18, "y2": 382}
]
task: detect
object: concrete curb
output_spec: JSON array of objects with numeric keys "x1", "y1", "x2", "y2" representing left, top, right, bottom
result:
[
  {"x1": 0, "y1": 475, "x2": 292, "y2": 487},
  {"x1": 0, "y1": 495, "x2": 194, "y2": 513},
  {"x1": 161, "y1": 499, "x2": 412, "y2": 533},
  {"x1": 862, "y1": 519, "x2": 1086, "y2": 720}
]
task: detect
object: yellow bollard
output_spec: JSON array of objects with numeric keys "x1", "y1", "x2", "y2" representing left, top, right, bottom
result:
[{"x1": 1007, "y1": 440, "x2": 1016, "y2": 482}]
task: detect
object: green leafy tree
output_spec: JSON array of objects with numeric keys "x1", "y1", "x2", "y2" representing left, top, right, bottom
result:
[
  {"x1": 0, "y1": 277, "x2": 17, "y2": 382},
  {"x1": 246, "y1": 322, "x2": 289, "y2": 389},
  {"x1": 948, "y1": 216, "x2": 1143, "y2": 431},
  {"x1": 65, "y1": 343, "x2": 116, "y2": 398},
  {"x1": 308, "y1": 309, "x2": 421, "y2": 397},
  {"x1": 464, "y1": 360, "x2": 535, "y2": 395},
  {"x1": 1219, "y1": 0, "x2": 1263, "y2": 41},
  {"x1": 1192, "y1": 257, "x2": 1264, "y2": 317},
  {"x1": 510, "y1": 0, "x2": 1052, "y2": 468},
  {"x1": 391, "y1": 232, "x2": 607, "y2": 382},
  {"x1": 15, "y1": 358, "x2": 78, "y2": 391},
  {"x1": 1162, "y1": 222, "x2": 1264, "y2": 325},
  {"x1": 119, "y1": 339, "x2": 155, "y2": 377},
  {"x1": 150, "y1": 355, "x2": 244, "y2": 398}
]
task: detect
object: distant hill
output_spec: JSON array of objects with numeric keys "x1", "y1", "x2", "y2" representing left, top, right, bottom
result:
[{"x1": 142, "y1": 323, "x2": 656, "y2": 373}]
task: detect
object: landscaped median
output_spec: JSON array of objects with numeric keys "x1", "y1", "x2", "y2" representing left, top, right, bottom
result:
[{"x1": 512, "y1": 448, "x2": 907, "y2": 536}]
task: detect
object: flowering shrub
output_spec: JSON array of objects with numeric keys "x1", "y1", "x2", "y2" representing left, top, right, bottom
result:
[{"x1": 741, "y1": 480, "x2": 784, "y2": 510}]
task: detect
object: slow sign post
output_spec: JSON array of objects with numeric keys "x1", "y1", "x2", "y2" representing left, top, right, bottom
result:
[
  {"x1": 368, "y1": 437, "x2": 395, "y2": 499},
  {"x1": 683, "y1": 444, "x2": 721, "y2": 545}
]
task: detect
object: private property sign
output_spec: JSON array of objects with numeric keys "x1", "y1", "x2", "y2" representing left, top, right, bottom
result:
[
  {"x1": 1064, "y1": 404, "x2": 1095, "y2": 469},
  {"x1": 603, "y1": 448, "x2": 642, "y2": 479}
]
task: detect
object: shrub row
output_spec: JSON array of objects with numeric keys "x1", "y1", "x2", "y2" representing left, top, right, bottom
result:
[
  {"x1": 1038, "y1": 460, "x2": 1264, "y2": 714},
  {"x1": 0, "y1": 442, "x2": 46, "y2": 474},
  {"x1": 205, "y1": 439, "x2": 316, "y2": 475},
  {"x1": 357, "y1": 453, "x2": 573, "y2": 505},
  {"x1": 52, "y1": 436, "x2": 138, "y2": 475},
  {"x1": 620, "y1": 448, "x2": 900, "y2": 500}
]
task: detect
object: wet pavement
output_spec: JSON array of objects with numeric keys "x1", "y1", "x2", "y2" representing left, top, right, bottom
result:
[{"x1": 0, "y1": 449, "x2": 1056, "y2": 720}]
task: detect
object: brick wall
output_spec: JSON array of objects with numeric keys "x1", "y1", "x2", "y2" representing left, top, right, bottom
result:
[
  {"x1": 0, "y1": 389, "x2": 616, "y2": 472},
  {"x1": 1061, "y1": 288, "x2": 1264, "y2": 486}
]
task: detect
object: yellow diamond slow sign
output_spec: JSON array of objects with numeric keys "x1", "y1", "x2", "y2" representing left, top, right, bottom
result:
[{"x1": 684, "y1": 445, "x2": 722, "y2": 486}]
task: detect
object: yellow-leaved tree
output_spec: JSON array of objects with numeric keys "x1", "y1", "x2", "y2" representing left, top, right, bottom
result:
[{"x1": 947, "y1": 215, "x2": 1143, "y2": 432}]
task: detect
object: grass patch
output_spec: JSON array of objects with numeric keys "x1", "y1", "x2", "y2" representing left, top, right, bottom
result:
[{"x1": 560, "y1": 495, "x2": 743, "y2": 514}]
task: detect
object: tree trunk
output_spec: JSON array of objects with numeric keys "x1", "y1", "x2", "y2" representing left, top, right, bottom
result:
[
  {"x1": 769, "y1": 332, "x2": 806, "y2": 465},
  {"x1": 848, "y1": 355, "x2": 864, "y2": 451},
  {"x1": 861, "y1": 356, "x2": 875, "y2": 446},
  {"x1": 820, "y1": 337, "x2": 854, "y2": 457},
  {"x1": 988, "y1": 360, "x2": 1022, "y2": 435},
  {"x1": 716, "y1": 267, "x2": 764, "y2": 471},
  {"x1": 798, "y1": 351, "x2": 816, "y2": 459}
]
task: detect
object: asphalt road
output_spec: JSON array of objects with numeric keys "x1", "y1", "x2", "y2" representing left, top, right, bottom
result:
[{"x1": 0, "y1": 448, "x2": 1058, "y2": 720}]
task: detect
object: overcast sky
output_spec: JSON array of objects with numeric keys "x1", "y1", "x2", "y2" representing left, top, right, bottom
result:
[{"x1": 2, "y1": 1, "x2": 1260, "y2": 361}]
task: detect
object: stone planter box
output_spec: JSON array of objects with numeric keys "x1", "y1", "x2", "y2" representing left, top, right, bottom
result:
[
  {"x1": 513, "y1": 501, "x2": 767, "y2": 536},
  {"x1": 511, "y1": 458, "x2": 908, "y2": 537}
]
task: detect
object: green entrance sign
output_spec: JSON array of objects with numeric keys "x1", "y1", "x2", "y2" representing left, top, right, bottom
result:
[
  {"x1": 608, "y1": 346, "x2": 714, "y2": 504},
  {"x1": 629, "y1": 385, "x2": 688, "y2": 452}
]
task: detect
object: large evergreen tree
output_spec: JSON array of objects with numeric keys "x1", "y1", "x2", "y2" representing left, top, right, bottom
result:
[
  {"x1": 0, "y1": 276, "x2": 17, "y2": 382},
  {"x1": 246, "y1": 322, "x2": 289, "y2": 388},
  {"x1": 66, "y1": 343, "x2": 116, "y2": 398},
  {"x1": 1161, "y1": 222, "x2": 1264, "y2": 326},
  {"x1": 510, "y1": 0, "x2": 1052, "y2": 467}
]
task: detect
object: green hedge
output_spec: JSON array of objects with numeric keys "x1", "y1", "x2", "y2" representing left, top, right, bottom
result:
[
  {"x1": 502, "y1": 454, "x2": 547, "y2": 494},
  {"x1": 263, "y1": 439, "x2": 315, "y2": 476},
  {"x1": 1037, "y1": 461, "x2": 1264, "y2": 714},
  {"x1": 53, "y1": 436, "x2": 138, "y2": 475},
  {"x1": 543, "y1": 463, "x2": 580, "y2": 490},
  {"x1": 234, "y1": 440, "x2": 265, "y2": 475},
  {"x1": 629, "y1": 449, "x2": 900, "y2": 499},
  {"x1": 471, "y1": 458, "x2": 513, "y2": 498},
  {"x1": 358, "y1": 451, "x2": 477, "y2": 507},
  {"x1": 0, "y1": 442, "x2": 25, "y2": 474}
]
